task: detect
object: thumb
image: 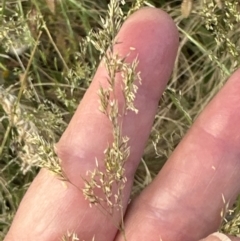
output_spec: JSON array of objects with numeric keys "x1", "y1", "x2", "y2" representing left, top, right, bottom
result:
[{"x1": 200, "y1": 232, "x2": 240, "y2": 241}]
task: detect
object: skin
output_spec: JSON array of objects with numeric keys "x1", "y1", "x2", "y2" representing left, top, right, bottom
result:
[{"x1": 3, "y1": 7, "x2": 240, "y2": 241}]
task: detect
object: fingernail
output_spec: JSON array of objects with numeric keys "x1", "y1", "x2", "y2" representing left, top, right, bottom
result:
[{"x1": 211, "y1": 232, "x2": 231, "y2": 241}]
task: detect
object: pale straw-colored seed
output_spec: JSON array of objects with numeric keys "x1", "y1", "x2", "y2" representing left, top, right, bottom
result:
[{"x1": 181, "y1": 0, "x2": 193, "y2": 18}]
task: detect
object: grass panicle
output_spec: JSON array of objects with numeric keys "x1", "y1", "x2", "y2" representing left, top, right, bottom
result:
[{"x1": 82, "y1": 2, "x2": 141, "y2": 239}]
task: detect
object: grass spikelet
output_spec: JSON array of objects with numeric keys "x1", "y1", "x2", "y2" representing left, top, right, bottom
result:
[{"x1": 181, "y1": 0, "x2": 193, "y2": 18}]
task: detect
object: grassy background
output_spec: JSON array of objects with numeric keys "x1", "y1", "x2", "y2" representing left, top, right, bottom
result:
[{"x1": 1, "y1": 0, "x2": 240, "y2": 239}]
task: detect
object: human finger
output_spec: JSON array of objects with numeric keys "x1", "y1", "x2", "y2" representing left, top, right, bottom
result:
[
  {"x1": 4, "y1": 7, "x2": 179, "y2": 241},
  {"x1": 116, "y1": 69, "x2": 240, "y2": 241}
]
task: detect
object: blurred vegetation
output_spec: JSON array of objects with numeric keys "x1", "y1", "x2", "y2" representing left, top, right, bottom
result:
[{"x1": 0, "y1": 0, "x2": 240, "y2": 239}]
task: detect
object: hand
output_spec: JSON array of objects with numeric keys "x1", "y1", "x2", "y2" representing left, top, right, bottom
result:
[{"x1": 4, "y1": 7, "x2": 240, "y2": 241}]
